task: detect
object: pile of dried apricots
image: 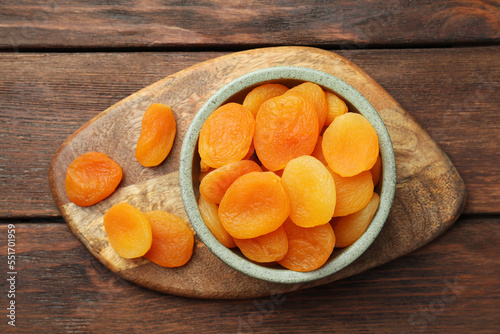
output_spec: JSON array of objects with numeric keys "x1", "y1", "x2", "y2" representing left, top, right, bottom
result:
[
  {"x1": 65, "y1": 103, "x2": 194, "y2": 268},
  {"x1": 198, "y1": 81, "x2": 382, "y2": 272},
  {"x1": 64, "y1": 78, "x2": 383, "y2": 274}
]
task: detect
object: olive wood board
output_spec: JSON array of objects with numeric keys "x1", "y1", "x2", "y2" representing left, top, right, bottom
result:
[{"x1": 49, "y1": 46, "x2": 466, "y2": 299}]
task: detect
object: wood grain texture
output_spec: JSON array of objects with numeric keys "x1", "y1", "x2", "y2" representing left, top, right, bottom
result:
[
  {"x1": 0, "y1": 0, "x2": 499, "y2": 50},
  {"x1": 0, "y1": 216, "x2": 498, "y2": 333},
  {"x1": 1, "y1": 47, "x2": 498, "y2": 217},
  {"x1": 47, "y1": 47, "x2": 465, "y2": 298}
]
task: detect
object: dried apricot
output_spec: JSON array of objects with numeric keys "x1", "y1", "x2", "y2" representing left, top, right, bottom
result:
[
  {"x1": 324, "y1": 91, "x2": 348, "y2": 126},
  {"x1": 278, "y1": 218, "x2": 335, "y2": 272},
  {"x1": 281, "y1": 156, "x2": 336, "y2": 227},
  {"x1": 331, "y1": 192, "x2": 380, "y2": 248},
  {"x1": 143, "y1": 210, "x2": 194, "y2": 267},
  {"x1": 198, "y1": 197, "x2": 236, "y2": 248},
  {"x1": 371, "y1": 155, "x2": 382, "y2": 187},
  {"x1": 219, "y1": 172, "x2": 290, "y2": 239},
  {"x1": 285, "y1": 82, "x2": 328, "y2": 129},
  {"x1": 329, "y1": 169, "x2": 374, "y2": 217},
  {"x1": 323, "y1": 113, "x2": 379, "y2": 177},
  {"x1": 103, "y1": 203, "x2": 152, "y2": 259},
  {"x1": 234, "y1": 225, "x2": 288, "y2": 263},
  {"x1": 199, "y1": 102, "x2": 255, "y2": 168},
  {"x1": 254, "y1": 94, "x2": 318, "y2": 171},
  {"x1": 135, "y1": 103, "x2": 176, "y2": 167},
  {"x1": 65, "y1": 151, "x2": 122, "y2": 207},
  {"x1": 200, "y1": 160, "x2": 262, "y2": 204},
  {"x1": 243, "y1": 83, "x2": 289, "y2": 117}
]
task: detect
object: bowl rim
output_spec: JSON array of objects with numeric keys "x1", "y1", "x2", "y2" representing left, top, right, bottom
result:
[{"x1": 179, "y1": 65, "x2": 396, "y2": 284}]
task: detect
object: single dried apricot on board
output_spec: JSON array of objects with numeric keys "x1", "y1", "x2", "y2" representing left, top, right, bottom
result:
[
  {"x1": 199, "y1": 102, "x2": 255, "y2": 168},
  {"x1": 243, "y1": 83, "x2": 289, "y2": 117},
  {"x1": 198, "y1": 197, "x2": 236, "y2": 248},
  {"x1": 329, "y1": 169, "x2": 374, "y2": 217},
  {"x1": 285, "y1": 82, "x2": 328, "y2": 129},
  {"x1": 254, "y1": 94, "x2": 318, "y2": 171},
  {"x1": 234, "y1": 225, "x2": 288, "y2": 263},
  {"x1": 65, "y1": 151, "x2": 122, "y2": 207},
  {"x1": 278, "y1": 218, "x2": 335, "y2": 272},
  {"x1": 143, "y1": 210, "x2": 194, "y2": 267},
  {"x1": 103, "y1": 203, "x2": 152, "y2": 259},
  {"x1": 331, "y1": 192, "x2": 380, "y2": 248},
  {"x1": 323, "y1": 113, "x2": 379, "y2": 177},
  {"x1": 281, "y1": 156, "x2": 336, "y2": 228},
  {"x1": 200, "y1": 160, "x2": 262, "y2": 204},
  {"x1": 324, "y1": 91, "x2": 348, "y2": 126},
  {"x1": 135, "y1": 103, "x2": 176, "y2": 167},
  {"x1": 219, "y1": 171, "x2": 290, "y2": 239}
]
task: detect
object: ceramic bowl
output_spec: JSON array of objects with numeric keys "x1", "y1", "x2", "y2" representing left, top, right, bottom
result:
[{"x1": 179, "y1": 66, "x2": 396, "y2": 284}]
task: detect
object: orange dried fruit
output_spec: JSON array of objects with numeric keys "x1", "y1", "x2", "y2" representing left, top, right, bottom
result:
[
  {"x1": 324, "y1": 91, "x2": 348, "y2": 126},
  {"x1": 135, "y1": 103, "x2": 176, "y2": 167},
  {"x1": 323, "y1": 113, "x2": 379, "y2": 177},
  {"x1": 285, "y1": 82, "x2": 328, "y2": 129},
  {"x1": 198, "y1": 197, "x2": 236, "y2": 248},
  {"x1": 278, "y1": 218, "x2": 335, "y2": 272},
  {"x1": 199, "y1": 102, "x2": 255, "y2": 168},
  {"x1": 329, "y1": 169, "x2": 374, "y2": 217},
  {"x1": 331, "y1": 192, "x2": 380, "y2": 248},
  {"x1": 103, "y1": 203, "x2": 152, "y2": 259},
  {"x1": 371, "y1": 155, "x2": 382, "y2": 187},
  {"x1": 254, "y1": 94, "x2": 318, "y2": 171},
  {"x1": 234, "y1": 225, "x2": 288, "y2": 263},
  {"x1": 219, "y1": 171, "x2": 290, "y2": 239},
  {"x1": 281, "y1": 156, "x2": 336, "y2": 227},
  {"x1": 200, "y1": 160, "x2": 262, "y2": 204},
  {"x1": 65, "y1": 151, "x2": 122, "y2": 207},
  {"x1": 243, "y1": 83, "x2": 289, "y2": 117},
  {"x1": 143, "y1": 210, "x2": 194, "y2": 267}
]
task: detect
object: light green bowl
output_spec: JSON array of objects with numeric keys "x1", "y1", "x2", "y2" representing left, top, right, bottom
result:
[{"x1": 180, "y1": 66, "x2": 396, "y2": 284}]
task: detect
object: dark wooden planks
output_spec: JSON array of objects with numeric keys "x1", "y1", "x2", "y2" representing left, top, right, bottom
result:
[
  {"x1": 47, "y1": 46, "x2": 466, "y2": 298},
  {"x1": 0, "y1": 47, "x2": 499, "y2": 218},
  {"x1": 0, "y1": 216, "x2": 498, "y2": 333},
  {"x1": 0, "y1": 0, "x2": 499, "y2": 50}
]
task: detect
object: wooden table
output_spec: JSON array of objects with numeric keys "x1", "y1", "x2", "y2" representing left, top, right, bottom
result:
[{"x1": 1, "y1": 1, "x2": 499, "y2": 333}]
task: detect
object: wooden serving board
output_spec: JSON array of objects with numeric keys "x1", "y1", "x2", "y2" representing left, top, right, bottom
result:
[{"x1": 49, "y1": 46, "x2": 466, "y2": 299}]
